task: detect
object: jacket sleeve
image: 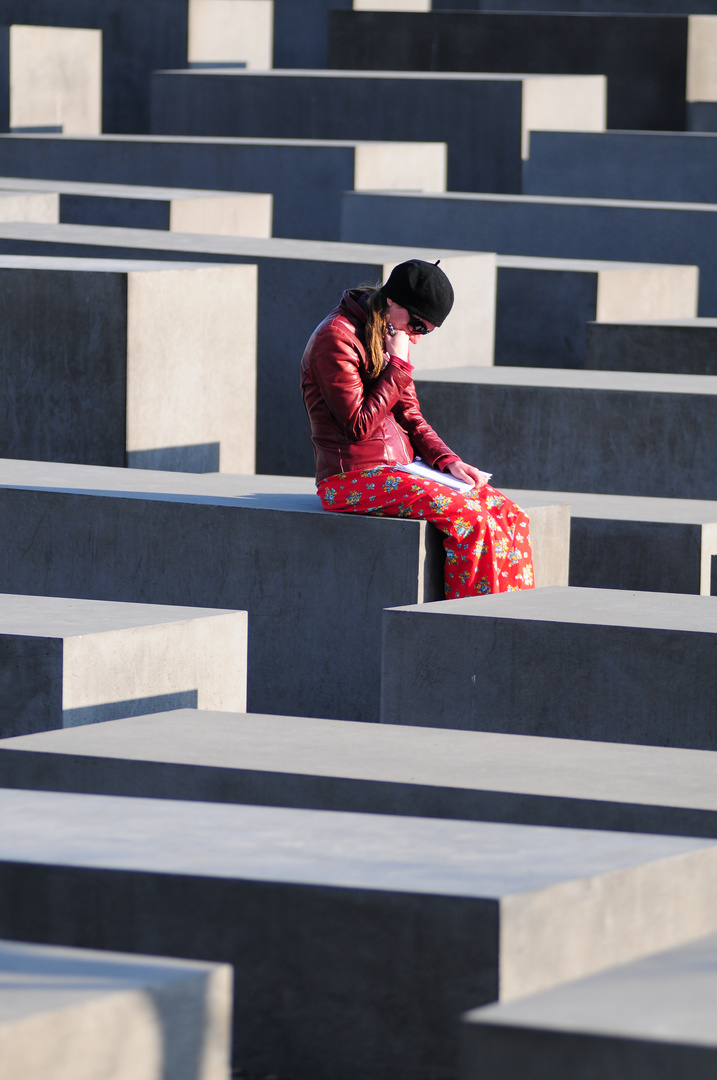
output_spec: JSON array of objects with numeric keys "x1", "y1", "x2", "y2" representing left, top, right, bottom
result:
[
  {"x1": 309, "y1": 322, "x2": 413, "y2": 442},
  {"x1": 392, "y1": 379, "x2": 460, "y2": 470}
]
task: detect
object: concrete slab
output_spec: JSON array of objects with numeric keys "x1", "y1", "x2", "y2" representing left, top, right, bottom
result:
[
  {"x1": 0, "y1": 133, "x2": 446, "y2": 240},
  {"x1": 188, "y1": 0, "x2": 273, "y2": 69},
  {"x1": 496, "y1": 256, "x2": 698, "y2": 368},
  {"x1": 6, "y1": 24, "x2": 101, "y2": 135},
  {"x1": 0, "y1": 938, "x2": 231, "y2": 1080},
  {"x1": 0, "y1": 254, "x2": 257, "y2": 473},
  {"x1": 0, "y1": 188, "x2": 56, "y2": 222},
  {"x1": 435, "y1": 0, "x2": 717, "y2": 11},
  {"x1": 0, "y1": 460, "x2": 567, "y2": 721},
  {"x1": 0, "y1": 593, "x2": 246, "y2": 737},
  {"x1": 9, "y1": 708, "x2": 717, "y2": 841},
  {"x1": 0, "y1": 224, "x2": 494, "y2": 474},
  {"x1": 412, "y1": 366, "x2": 717, "y2": 498},
  {"x1": 341, "y1": 189, "x2": 717, "y2": 314},
  {"x1": 150, "y1": 68, "x2": 605, "y2": 194},
  {"x1": 585, "y1": 319, "x2": 717, "y2": 375},
  {"x1": 381, "y1": 586, "x2": 717, "y2": 749},
  {"x1": 1, "y1": 788, "x2": 716, "y2": 1078},
  {"x1": 461, "y1": 934, "x2": 717, "y2": 1080},
  {"x1": 328, "y1": 10, "x2": 688, "y2": 131},
  {"x1": 502, "y1": 488, "x2": 717, "y2": 596}
]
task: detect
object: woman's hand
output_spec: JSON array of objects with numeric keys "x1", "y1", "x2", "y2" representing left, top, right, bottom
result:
[
  {"x1": 384, "y1": 325, "x2": 411, "y2": 362},
  {"x1": 447, "y1": 460, "x2": 491, "y2": 489}
]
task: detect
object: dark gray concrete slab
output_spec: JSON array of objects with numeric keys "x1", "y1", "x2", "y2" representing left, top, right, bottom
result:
[
  {"x1": 435, "y1": 0, "x2": 717, "y2": 11},
  {"x1": 0, "y1": 254, "x2": 256, "y2": 474},
  {"x1": 0, "y1": 939, "x2": 231, "y2": 1080},
  {"x1": 525, "y1": 130, "x2": 717, "y2": 203},
  {"x1": 9, "y1": 708, "x2": 717, "y2": 840},
  {"x1": 341, "y1": 189, "x2": 717, "y2": 315},
  {"x1": 150, "y1": 68, "x2": 604, "y2": 195},
  {"x1": 0, "y1": 460, "x2": 566, "y2": 721},
  {"x1": 0, "y1": 134, "x2": 446, "y2": 241},
  {"x1": 0, "y1": 593, "x2": 246, "y2": 737},
  {"x1": 272, "y1": 0, "x2": 350, "y2": 68},
  {"x1": 0, "y1": 226, "x2": 494, "y2": 474},
  {"x1": 1, "y1": 788, "x2": 716, "y2": 1078},
  {"x1": 382, "y1": 586, "x2": 717, "y2": 749},
  {"x1": 327, "y1": 10, "x2": 687, "y2": 131},
  {"x1": 496, "y1": 257, "x2": 697, "y2": 369},
  {"x1": 412, "y1": 366, "x2": 717, "y2": 498},
  {"x1": 503, "y1": 488, "x2": 717, "y2": 596},
  {"x1": 585, "y1": 319, "x2": 717, "y2": 374},
  {"x1": 461, "y1": 933, "x2": 717, "y2": 1080}
]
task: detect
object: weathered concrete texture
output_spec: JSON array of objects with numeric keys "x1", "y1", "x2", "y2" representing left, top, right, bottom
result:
[
  {"x1": 340, "y1": 190, "x2": 717, "y2": 314},
  {"x1": 496, "y1": 257, "x2": 698, "y2": 369},
  {"x1": 0, "y1": 255, "x2": 256, "y2": 473},
  {"x1": 188, "y1": 0, "x2": 273, "y2": 68},
  {"x1": 328, "y1": 10, "x2": 689, "y2": 131},
  {"x1": 0, "y1": 461, "x2": 567, "y2": 721},
  {"x1": 413, "y1": 367, "x2": 717, "y2": 499},
  {"x1": 0, "y1": 593, "x2": 246, "y2": 737},
  {"x1": 150, "y1": 68, "x2": 605, "y2": 194},
  {"x1": 0, "y1": 939, "x2": 232, "y2": 1080},
  {"x1": 10, "y1": 708, "x2": 717, "y2": 841},
  {"x1": 503, "y1": 489, "x2": 717, "y2": 596},
  {"x1": 0, "y1": 225, "x2": 494, "y2": 474},
  {"x1": 0, "y1": 133, "x2": 446, "y2": 240},
  {"x1": 1, "y1": 789, "x2": 717, "y2": 1078},
  {"x1": 461, "y1": 934, "x2": 717, "y2": 1080},
  {"x1": 8, "y1": 24, "x2": 101, "y2": 134},
  {"x1": 525, "y1": 130, "x2": 717, "y2": 203},
  {"x1": 585, "y1": 319, "x2": 717, "y2": 375},
  {"x1": 382, "y1": 586, "x2": 717, "y2": 749}
]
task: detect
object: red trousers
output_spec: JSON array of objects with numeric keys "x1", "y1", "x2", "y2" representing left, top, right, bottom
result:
[{"x1": 318, "y1": 466, "x2": 534, "y2": 598}]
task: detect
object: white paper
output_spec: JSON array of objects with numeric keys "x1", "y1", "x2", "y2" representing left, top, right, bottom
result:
[{"x1": 393, "y1": 458, "x2": 491, "y2": 494}]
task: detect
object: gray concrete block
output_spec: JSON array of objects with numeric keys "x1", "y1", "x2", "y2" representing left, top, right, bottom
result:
[
  {"x1": 0, "y1": 255, "x2": 257, "y2": 473},
  {"x1": 0, "y1": 593, "x2": 246, "y2": 737},
  {"x1": 188, "y1": 0, "x2": 273, "y2": 69},
  {"x1": 461, "y1": 933, "x2": 717, "y2": 1080},
  {"x1": 341, "y1": 189, "x2": 717, "y2": 314},
  {"x1": 0, "y1": 188, "x2": 56, "y2": 221},
  {"x1": 504, "y1": 489, "x2": 717, "y2": 596},
  {"x1": 0, "y1": 133, "x2": 446, "y2": 240},
  {"x1": 0, "y1": 938, "x2": 232, "y2": 1080},
  {"x1": 9, "y1": 708, "x2": 717, "y2": 841},
  {"x1": 585, "y1": 319, "x2": 717, "y2": 374},
  {"x1": 0, "y1": 461, "x2": 568, "y2": 721},
  {"x1": 1, "y1": 788, "x2": 717, "y2": 1078},
  {"x1": 435, "y1": 0, "x2": 717, "y2": 11},
  {"x1": 412, "y1": 366, "x2": 717, "y2": 499},
  {"x1": 150, "y1": 68, "x2": 604, "y2": 195},
  {"x1": 327, "y1": 10, "x2": 688, "y2": 131},
  {"x1": 381, "y1": 586, "x2": 717, "y2": 749},
  {"x1": 6, "y1": 24, "x2": 101, "y2": 135},
  {"x1": 0, "y1": 225, "x2": 494, "y2": 474},
  {"x1": 497, "y1": 257, "x2": 698, "y2": 369}
]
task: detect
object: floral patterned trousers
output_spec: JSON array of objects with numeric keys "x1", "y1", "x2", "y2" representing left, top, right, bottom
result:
[{"x1": 318, "y1": 466, "x2": 534, "y2": 598}]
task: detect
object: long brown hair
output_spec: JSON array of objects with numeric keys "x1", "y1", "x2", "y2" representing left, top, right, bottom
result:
[{"x1": 356, "y1": 284, "x2": 390, "y2": 379}]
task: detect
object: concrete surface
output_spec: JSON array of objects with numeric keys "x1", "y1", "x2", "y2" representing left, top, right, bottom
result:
[
  {"x1": 1, "y1": 788, "x2": 716, "y2": 1078},
  {"x1": 340, "y1": 189, "x2": 717, "y2": 316},
  {"x1": 461, "y1": 933, "x2": 717, "y2": 1079},
  {"x1": 188, "y1": 0, "x2": 273, "y2": 68},
  {"x1": 435, "y1": 0, "x2": 717, "y2": 11},
  {"x1": 381, "y1": 586, "x2": 717, "y2": 749},
  {"x1": 327, "y1": 10, "x2": 690, "y2": 131},
  {"x1": 585, "y1": 319, "x2": 717, "y2": 374},
  {"x1": 0, "y1": 460, "x2": 567, "y2": 721},
  {"x1": 8, "y1": 24, "x2": 101, "y2": 135},
  {"x1": 503, "y1": 488, "x2": 717, "y2": 596},
  {"x1": 9, "y1": 708, "x2": 717, "y2": 841},
  {"x1": 150, "y1": 68, "x2": 605, "y2": 194},
  {"x1": 0, "y1": 188, "x2": 56, "y2": 221},
  {"x1": 0, "y1": 255, "x2": 257, "y2": 473},
  {"x1": 0, "y1": 592, "x2": 246, "y2": 737},
  {"x1": 496, "y1": 256, "x2": 698, "y2": 368},
  {"x1": 412, "y1": 366, "x2": 717, "y2": 498},
  {"x1": 0, "y1": 938, "x2": 232, "y2": 1080},
  {"x1": 0, "y1": 132, "x2": 446, "y2": 240},
  {"x1": 0, "y1": 224, "x2": 494, "y2": 474}
]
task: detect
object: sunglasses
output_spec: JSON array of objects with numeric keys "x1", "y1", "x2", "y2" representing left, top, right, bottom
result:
[{"x1": 407, "y1": 316, "x2": 432, "y2": 336}]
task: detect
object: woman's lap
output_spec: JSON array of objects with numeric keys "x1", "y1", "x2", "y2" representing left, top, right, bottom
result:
[{"x1": 318, "y1": 466, "x2": 533, "y2": 597}]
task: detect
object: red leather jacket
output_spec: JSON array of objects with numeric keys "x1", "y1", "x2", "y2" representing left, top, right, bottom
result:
[{"x1": 301, "y1": 289, "x2": 459, "y2": 482}]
